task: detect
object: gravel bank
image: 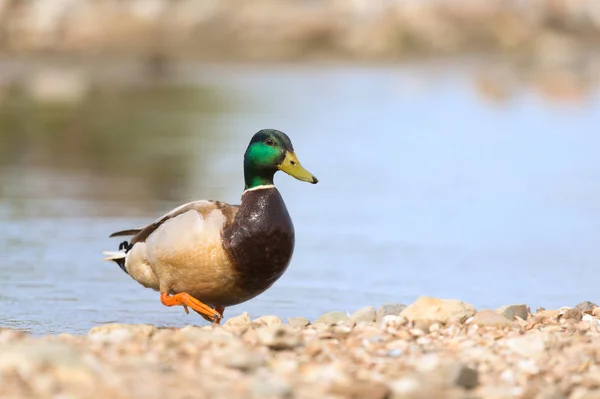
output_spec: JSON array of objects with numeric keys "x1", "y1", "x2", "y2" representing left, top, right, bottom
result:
[
  {"x1": 1, "y1": 0, "x2": 599, "y2": 61},
  {"x1": 2, "y1": 296, "x2": 600, "y2": 399}
]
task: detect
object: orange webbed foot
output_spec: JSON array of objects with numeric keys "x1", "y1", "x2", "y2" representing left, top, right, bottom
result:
[
  {"x1": 193, "y1": 305, "x2": 225, "y2": 324},
  {"x1": 160, "y1": 292, "x2": 222, "y2": 323}
]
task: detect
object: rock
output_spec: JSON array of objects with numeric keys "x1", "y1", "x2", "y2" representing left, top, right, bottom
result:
[
  {"x1": 315, "y1": 311, "x2": 350, "y2": 325},
  {"x1": 582, "y1": 314, "x2": 595, "y2": 323},
  {"x1": 251, "y1": 378, "x2": 292, "y2": 398},
  {"x1": 504, "y1": 332, "x2": 549, "y2": 359},
  {"x1": 252, "y1": 315, "x2": 283, "y2": 329},
  {"x1": 496, "y1": 304, "x2": 529, "y2": 320},
  {"x1": 330, "y1": 380, "x2": 390, "y2": 399},
  {"x1": 414, "y1": 354, "x2": 478, "y2": 389},
  {"x1": 351, "y1": 306, "x2": 376, "y2": 323},
  {"x1": 537, "y1": 387, "x2": 566, "y2": 399},
  {"x1": 88, "y1": 324, "x2": 157, "y2": 343},
  {"x1": 376, "y1": 303, "x2": 407, "y2": 322},
  {"x1": 222, "y1": 347, "x2": 265, "y2": 371},
  {"x1": 0, "y1": 329, "x2": 28, "y2": 343},
  {"x1": 533, "y1": 309, "x2": 560, "y2": 324},
  {"x1": 300, "y1": 361, "x2": 351, "y2": 385},
  {"x1": 388, "y1": 374, "x2": 443, "y2": 399},
  {"x1": 560, "y1": 308, "x2": 583, "y2": 322},
  {"x1": 400, "y1": 296, "x2": 476, "y2": 324},
  {"x1": 0, "y1": 341, "x2": 95, "y2": 386},
  {"x1": 575, "y1": 301, "x2": 598, "y2": 314},
  {"x1": 179, "y1": 326, "x2": 237, "y2": 345},
  {"x1": 380, "y1": 315, "x2": 407, "y2": 329},
  {"x1": 257, "y1": 325, "x2": 302, "y2": 350},
  {"x1": 223, "y1": 312, "x2": 252, "y2": 335},
  {"x1": 470, "y1": 310, "x2": 516, "y2": 327},
  {"x1": 570, "y1": 388, "x2": 600, "y2": 399},
  {"x1": 517, "y1": 359, "x2": 540, "y2": 374},
  {"x1": 287, "y1": 317, "x2": 310, "y2": 328}
]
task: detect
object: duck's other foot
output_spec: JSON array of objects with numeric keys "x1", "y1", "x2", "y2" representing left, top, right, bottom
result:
[
  {"x1": 192, "y1": 305, "x2": 225, "y2": 324},
  {"x1": 160, "y1": 292, "x2": 222, "y2": 323},
  {"x1": 118, "y1": 241, "x2": 133, "y2": 252}
]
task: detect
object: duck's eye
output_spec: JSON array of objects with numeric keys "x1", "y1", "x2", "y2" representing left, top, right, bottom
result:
[{"x1": 265, "y1": 138, "x2": 275, "y2": 146}]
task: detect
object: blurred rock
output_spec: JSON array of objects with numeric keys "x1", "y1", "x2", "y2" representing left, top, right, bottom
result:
[
  {"x1": 221, "y1": 347, "x2": 265, "y2": 371},
  {"x1": 376, "y1": 304, "x2": 407, "y2": 323},
  {"x1": 400, "y1": 296, "x2": 475, "y2": 324},
  {"x1": 496, "y1": 304, "x2": 529, "y2": 320},
  {"x1": 251, "y1": 378, "x2": 292, "y2": 398},
  {"x1": 287, "y1": 317, "x2": 310, "y2": 328},
  {"x1": 504, "y1": 332, "x2": 549, "y2": 359},
  {"x1": 470, "y1": 310, "x2": 516, "y2": 327},
  {"x1": 575, "y1": 301, "x2": 598, "y2": 315},
  {"x1": 330, "y1": 380, "x2": 390, "y2": 399},
  {"x1": 224, "y1": 312, "x2": 252, "y2": 335},
  {"x1": 560, "y1": 308, "x2": 583, "y2": 323},
  {"x1": 570, "y1": 388, "x2": 600, "y2": 399},
  {"x1": 89, "y1": 323, "x2": 156, "y2": 343},
  {"x1": 351, "y1": 306, "x2": 376, "y2": 323},
  {"x1": 252, "y1": 315, "x2": 283, "y2": 329},
  {"x1": 257, "y1": 325, "x2": 302, "y2": 350},
  {"x1": 413, "y1": 354, "x2": 478, "y2": 389},
  {"x1": 315, "y1": 311, "x2": 350, "y2": 325},
  {"x1": 0, "y1": 341, "x2": 96, "y2": 386},
  {"x1": 380, "y1": 315, "x2": 408, "y2": 330}
]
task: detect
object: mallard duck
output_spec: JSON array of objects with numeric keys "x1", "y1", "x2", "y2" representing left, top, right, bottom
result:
[{"x1": 102, "y1": 129, "x2": 318, "y2": 323}]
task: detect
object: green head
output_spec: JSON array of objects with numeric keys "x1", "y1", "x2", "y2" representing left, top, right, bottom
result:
[{"x1": 243, "y1": 129, "x2": 318, "y2": 190}]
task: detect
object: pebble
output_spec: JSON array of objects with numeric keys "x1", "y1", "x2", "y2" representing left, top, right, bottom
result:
[
  {"x1": 251, "y1": 378, "x2": 292, "y2": 398},
  {"x1": 413, "y1": 354, "x2": 478, "y2": 389},
  {"x1": 351, "y1": 306, "x2": 377, "y2": 323},
  {"x1": 380, "y1": 315, "x2": 407, "y2": 329},
  {"x1": 222, "y1": 347, "x2": 265, "y2": 371},
  {"x1": 330, "y1": 380, "x2": 390, "y2": 399},
  {"x1": 252, "y1": 315, "x2": 283, "y2": 329},
  {"x1": 287, "y1": 317, "x2": 310, "y2": 328},
  {"x1": 224, "y1": 312, "x2": 252, "y2": 335},
  {"x1": 400, "y1": 296, "x2": 476, "y2": 324},
  {"x1": 88, "y1": 323, "x2": 156, "y2": 342},
  {"x1": 375, "y1": 304, "x2": 407, "y2": 323},
  {"x1": 570, "y1": 388, "x2": 600, "y2": 399},
  {"x1": 504, "y1": 332, "x2": 548, "y2": 359},
  {"x1": 561, "y1": 308, "x2": 584, "y2": 322},
  {"x1": 496, "y1": 304, "x2": 530, "y2": 321},
  {"x1": 575, "y1": 302, "x2": 598, "y2": 314},
  {"x1": 315, "y1": 311, "x2": 350, "y2": 325},
  {"x1": 0, "y1": 341, "x2": 96, "y2": 387},
  {"x1": 470, "y1": 309, "x2": 516, "y2": 327},
  {"x1": 257, "y1": 325, "x2": 302, "y2": 350}
]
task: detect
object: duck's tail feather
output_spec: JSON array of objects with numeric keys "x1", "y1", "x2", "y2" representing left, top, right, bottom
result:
[
  {"x1": 109, "y1": 229, "x2": 142, "y2": 238},
  {"x1": 102, "y1": 250, "x2": 128, "y2": 274},
  {"x1": 102, "y1": 251, "x2": 127, "y2": 261}
]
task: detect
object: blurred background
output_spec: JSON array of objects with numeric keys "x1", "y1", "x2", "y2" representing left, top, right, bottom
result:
[{"x1": 1, "y1": 0, "x2": 600, "y2": 335}]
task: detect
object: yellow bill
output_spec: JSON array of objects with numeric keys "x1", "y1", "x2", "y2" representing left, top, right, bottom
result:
[{"x1": 278, "y1": 151, "x2": 318, "y2": 184}]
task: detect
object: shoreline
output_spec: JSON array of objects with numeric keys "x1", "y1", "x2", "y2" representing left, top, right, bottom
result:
[
  {"x1": 1, "y1": 0, "x2": 599, "y2": 63},
  {"x1": 2, "y1": 296, "x2": 600, "y2": 399}
]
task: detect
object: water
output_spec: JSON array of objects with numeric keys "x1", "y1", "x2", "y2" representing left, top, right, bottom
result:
[{"x1": 1, "y1": 60, "x2": 600, "y2": 335}]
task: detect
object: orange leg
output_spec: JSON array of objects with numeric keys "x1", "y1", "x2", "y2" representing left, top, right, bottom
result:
[
  {"x1": 160, "y1": 292, "x2": 222, "y2": 323},
  {"x1": 215, "y1": 305, "x2": 225, "y2": 325}
]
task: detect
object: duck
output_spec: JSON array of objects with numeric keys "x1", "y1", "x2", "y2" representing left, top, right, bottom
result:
[{"x1": 102, "y1": 129, "x2": 318, "y2": 324}]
